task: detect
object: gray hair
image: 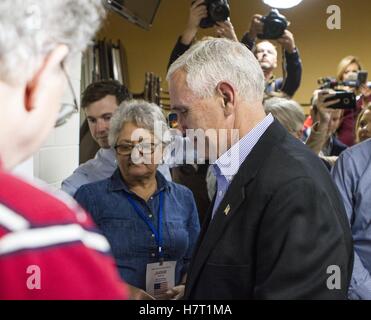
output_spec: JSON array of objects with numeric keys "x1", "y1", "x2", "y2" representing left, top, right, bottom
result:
[
  {"x1": 264, "y1": 97, "x2": 305, "y2": 133},
  {"x1": 0, "y1": 0, "x2": 105, "y2": 84},
  {"x1": 109, "y1": 100, "x2": 171, "y2": 147},
  {"x1": 167, "y1": 38, "x2": 265, "y2": 104}
]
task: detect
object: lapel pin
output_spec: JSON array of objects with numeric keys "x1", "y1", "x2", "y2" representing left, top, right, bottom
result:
[{"x1": 224, "y1": 204, "x2": 231, "y2": 216}]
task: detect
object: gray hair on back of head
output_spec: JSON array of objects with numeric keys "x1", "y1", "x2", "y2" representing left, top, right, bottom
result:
[
  {"x1": 264, "y1": 97, "x2": 305, "y2": 133},
  {"x1": 0, "y1": 0, "x2": 106, "y2": 84},
  {"x1": 108, "y1": 99, "x2": 171, "y2": 147},
  {"x1": 166, "y1": 38, "x2": 265, "y2": 104}
]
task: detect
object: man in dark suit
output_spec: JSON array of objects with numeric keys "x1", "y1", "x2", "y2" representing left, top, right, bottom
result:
[{"x1": 167, "y1": 38, "x2": 353, "y2": 299}]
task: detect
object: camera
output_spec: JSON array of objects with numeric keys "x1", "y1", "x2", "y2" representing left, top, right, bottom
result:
[
  {"x1": 257, "y1": 9, "x2": 288, "y2": 40},
  {"x1": 193, "y1": 0, "x2": 230, "y2": 29},
  {"x1": 318, "y1": 71, "x2": 370, "y2": 89},
  {"x1": 324, "y1": 91, "x2": 356, "y2": 110}
]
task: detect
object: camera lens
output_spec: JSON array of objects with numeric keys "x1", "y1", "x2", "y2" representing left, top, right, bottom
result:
[
  {"x1": 209, "y1": 1, "x2": 230, "y2": 22},
  {"x1": 258, "y1": 9, "x2": 288, "y2": 40},
  {"x1": 268, "y1": 19, "x2": 286, "y2": 38}
]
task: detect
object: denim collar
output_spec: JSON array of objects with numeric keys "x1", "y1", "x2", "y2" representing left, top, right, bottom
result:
[{"x1": 108, "y1": 168, "x2": 170, "y2": 195}]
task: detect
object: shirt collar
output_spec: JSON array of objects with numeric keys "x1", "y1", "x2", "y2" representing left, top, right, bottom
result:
[
  {"x1": 214, "y1": 113, "x2": 274, "y2": 181},
  {"x1": 108, "y1": 167, "x2": 170, "y2": 195},
  {"x1": 96, "y1": 147, "x2": 116, "y2": 161}
]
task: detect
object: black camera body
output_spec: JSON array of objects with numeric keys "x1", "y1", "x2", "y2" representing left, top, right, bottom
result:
[
  {"x1": 324, "y1": 91, "x2": 357, "y2": 110},
  {"x1": 257, "y1": 9, "x2": 288, "y2": 40},
  {"x1": 196, "y1": 0, "x2": 230, "y2": 29},
  {"x1": 318, "y1": 71, "x2": 370, "y2": 89}
]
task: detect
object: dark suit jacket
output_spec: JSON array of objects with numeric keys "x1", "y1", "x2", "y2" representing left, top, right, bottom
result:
[{"x1": 184, "y1": 121, "x2": 353, "y2": 300}]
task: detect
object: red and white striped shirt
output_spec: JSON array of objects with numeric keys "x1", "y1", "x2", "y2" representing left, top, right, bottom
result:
[{"x1": 0, "y1": 169, "x2": 129, "y2": 300}]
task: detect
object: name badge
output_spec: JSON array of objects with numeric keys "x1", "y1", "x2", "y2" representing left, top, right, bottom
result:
[{"x1": 146, "y1": 261, "x2": 176, "y2": 298}]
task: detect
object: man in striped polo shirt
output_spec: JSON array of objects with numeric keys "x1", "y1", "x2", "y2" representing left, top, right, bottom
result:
[{"x1": 0, "y1": 0, "x2": 129, "y2": 299}]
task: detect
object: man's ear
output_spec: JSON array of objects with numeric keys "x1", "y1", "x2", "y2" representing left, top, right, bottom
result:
[
  {"x1": 24, "y1": 45, "x2": 69, "y2": 112},
  {"x1": 216, "y1": 81, "x2": 235, "y2": 116}
]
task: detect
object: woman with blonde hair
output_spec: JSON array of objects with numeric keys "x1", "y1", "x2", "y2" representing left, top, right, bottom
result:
[
  {"x1": 336, "y1": 56, "x2": 371, "y2": 146},
  {"x1": 336, "y1": 55, "x2": 362, "y2": 82}
]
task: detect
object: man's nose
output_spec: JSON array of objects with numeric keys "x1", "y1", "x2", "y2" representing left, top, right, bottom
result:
[
  {"x1": 96, "y1": 119, "x2": 107, "y2": 132},
  {"x1": 178, "y1": 120, "x2": 187, "y2": 136}
]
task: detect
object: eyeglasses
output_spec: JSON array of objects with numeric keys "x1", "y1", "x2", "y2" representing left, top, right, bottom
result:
[
  {"x1": 114, "y1": 142, "x2": 161, "y2": 156},
  {"x1": 55, "y1": 62, "x2": 79, "y2": 127}
]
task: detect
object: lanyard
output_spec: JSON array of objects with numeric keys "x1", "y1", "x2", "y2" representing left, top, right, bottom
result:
[{"x1": 126, "y1": 191, "x2": 164, "y2": 260}]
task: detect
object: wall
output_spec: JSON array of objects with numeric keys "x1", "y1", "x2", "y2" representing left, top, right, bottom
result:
[
  {"x1": 98, "y1": 0, "x2": 371, "y2": 106},
  {"x1": 35, "y1": 54, "x2": 82, "y2": 188},
  {"x1": 14, "y1": 54, "x2": 82, "y2": 188}
]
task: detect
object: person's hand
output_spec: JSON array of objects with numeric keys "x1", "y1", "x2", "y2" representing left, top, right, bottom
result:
[
  {"x1": 127, "y1": 285, "x2": 155, "y2": 300},
  {"x1": 181, "y1": 0, "x2": 208, "y2": 45},
  {"x1": 312, "y1": 89, "x2": 340, "y2": 124},
  {"x1": 247, "y1": 14, "x2": 263, "y2": 41},
  {"x1": 156, "y1": 285, "x2": 185, "y2": 300},
  {"x1": 276, "y1": 30, "x2": 296, "y2": 54},
  {"x1": 306, "y1": 90, "x2": 340, "y2": 154},
  {"x1": 215, "y1": 19, "x2": 238, "y2": 42}
]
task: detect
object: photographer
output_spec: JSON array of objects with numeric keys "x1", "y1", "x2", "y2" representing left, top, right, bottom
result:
[
  {"x1": 167, "y1": 0, "x2": 235, "y2": 220},
  {"x1": 168, "y1": 0, "x2": 238, "y2": 69},
  {"x1": 241, "y1": 14, "x2": 302, "y2": 98},
  {"x1": 305, "y1": 90, "x2": 348, "y2": 167},
  {"x1": 335, "y1": 56, "x2": 371, "y2": 146}
]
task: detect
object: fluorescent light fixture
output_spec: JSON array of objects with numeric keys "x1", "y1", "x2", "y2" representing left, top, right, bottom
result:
[{"x1": 263, "y1": 0, "x2": 303, "y2": 9}]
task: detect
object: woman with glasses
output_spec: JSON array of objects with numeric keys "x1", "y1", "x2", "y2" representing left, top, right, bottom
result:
[{"x1": 74, "y1": 100, "x2": 200, "y2": 300}]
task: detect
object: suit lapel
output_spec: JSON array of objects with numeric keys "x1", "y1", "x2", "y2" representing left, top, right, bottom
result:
[{"x1": 185, "y1": 120, "x2": 288, "y2": 297}]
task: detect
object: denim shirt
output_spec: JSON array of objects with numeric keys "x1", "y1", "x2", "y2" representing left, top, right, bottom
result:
[
  {"x1": 74, "y1": 169, "x2": 200, "y2": 290},
  {"x1": 332, "y1": 139, "x2": 371, "y2": 299}
]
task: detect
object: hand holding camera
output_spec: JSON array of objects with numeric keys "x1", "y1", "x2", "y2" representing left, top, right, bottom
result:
[
  {"x1": 215, "y1": 19, "x2": 238, "y2": 41},
  {"x1": 248, "y1": 10, "x2": 295, "y2": 52},
  {"x1": 314, "y1": 90, "x2": 340, "y2": 115},
  {"x1": 310, "y1": 90, "x2": 341, "y2": 137},
  {"x1": 181, "y1": 0, "x2": 208, "y2": 45},
  {"x1": 188, "y1": 0, "x2": 208, "y2": 30},
  {"x1": 276, "y1": 30, "x2": 296, "y2": 54},
  {"x1": 192, "y1": 0, "x2": 230, "y2": 29},
  {"x1": 316, "y1": 71, "x2": 365, "y2": 110},
  {"x1": 248, "y1": 14, "x2": 264, "y2": 41},
  {"x1": 257, "y1": 9, "x2": 289, "y2": 40},
  {"x1": 315, "y1": 89, "x2": 356, "y2": 111}
]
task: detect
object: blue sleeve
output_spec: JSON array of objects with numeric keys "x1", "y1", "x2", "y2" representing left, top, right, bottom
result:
[
  {"x1": 332, "y1": 152, "x2": 371, "y2": 299},
  {"x1": 61, "y1": 170, "x2": 89, "y2": 197},
  {"x1": 240, "y1": 32, "x2": 255, "y2": 51},
  {"x1": 168, "y1": 37, "x2": 192, "y2": 71},
  {"x1": 279, "y1": 49, "x2": 302, "y2": 97}
]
